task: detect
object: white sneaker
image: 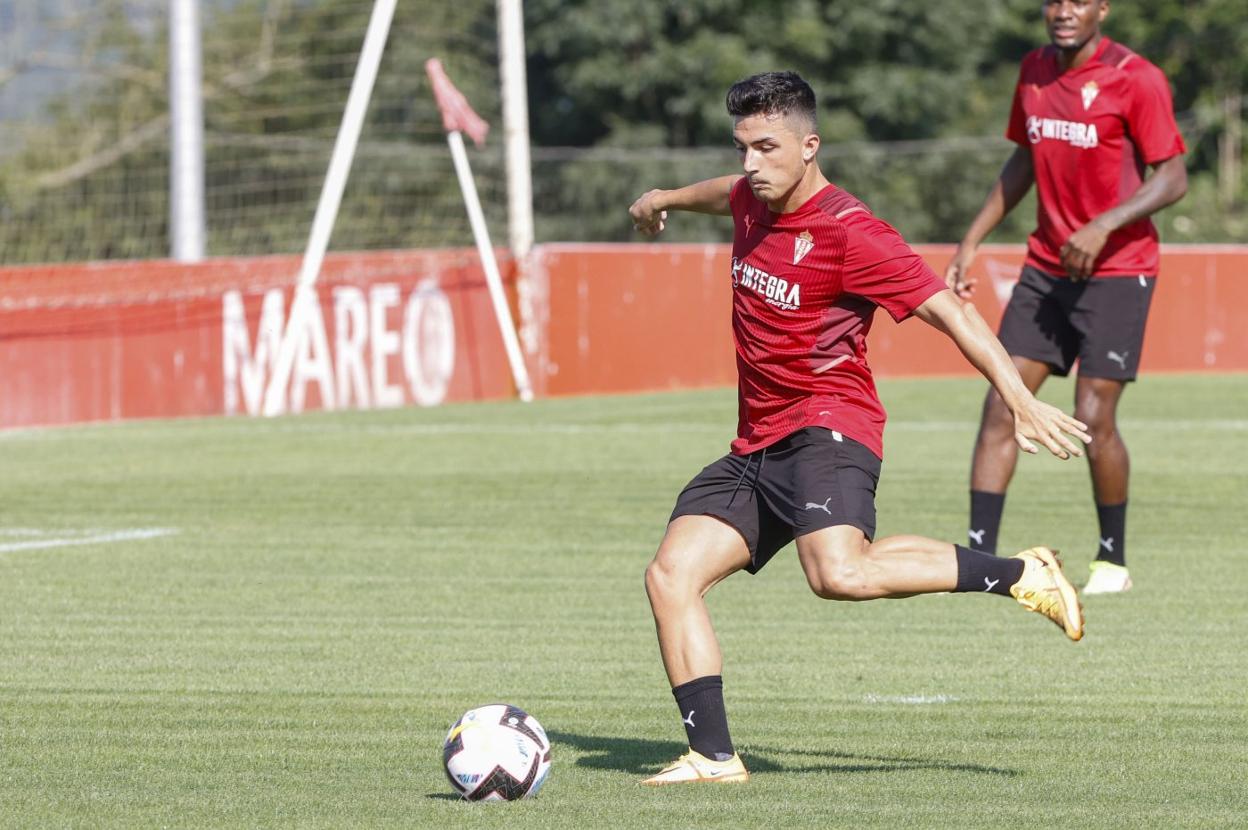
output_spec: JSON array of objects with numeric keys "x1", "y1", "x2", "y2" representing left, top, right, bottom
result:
[{"x1": 1083, "y1": 561, "x2": 1132, "y2": 595}]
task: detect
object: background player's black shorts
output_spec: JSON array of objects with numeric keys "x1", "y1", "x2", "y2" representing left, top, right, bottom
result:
[
  {"x1": 998, "y1": 266, "x2": 1156, "y2": 381},
  {"x1": 669, "y1": 427, "x2": 881, "y2": 575}
]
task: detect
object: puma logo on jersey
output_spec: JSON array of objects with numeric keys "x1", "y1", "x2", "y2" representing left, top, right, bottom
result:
[
  {"x1": 804, "y1": 498, "x2": 833, "y2": 515},
  {"x1": 1107, "y1": 351, "x2": 1129, "y2": 370}
]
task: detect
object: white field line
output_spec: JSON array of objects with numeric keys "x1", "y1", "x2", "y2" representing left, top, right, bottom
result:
[
  {"x1": 864, "y1": 694, "x2": 959, "y2": 705},
  {"x1": 2, "y1": 418, "x2": 1245, "y2": 441},
  {"x1": 886, "y1": 419, "x2": 1248, "y2": 432},
  {"x1": 221, "y1": 417, "x2": 1247, "y2": 436},
  {"x1": 0, "y1": 527, "x2": 178, "y2": 554}
]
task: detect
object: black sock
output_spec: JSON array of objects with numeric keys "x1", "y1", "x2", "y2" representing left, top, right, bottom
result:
[
  {"x1": 1095, "y1": 501, "x2": 1127, "y2": 566},
  {"x1": 969, "y1": 490, "x2": 1006, "y2": 555},
  {"x1": 953, "y1": 544, "x2": 1024, "y2": 596},
  {"x1": 672, "y1": 675, "x2": 734, "y2": 761}
]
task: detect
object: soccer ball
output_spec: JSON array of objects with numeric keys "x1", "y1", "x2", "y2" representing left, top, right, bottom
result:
[{"x1": 442, "y1": 704, "x2": 552, "y2": 801}]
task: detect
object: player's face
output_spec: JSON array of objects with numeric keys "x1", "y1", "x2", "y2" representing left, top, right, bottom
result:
[
  {"x1": 732, "y1": 112, "x2": 816, "y2": 207},
  {"x1": 1043, "y1": 0, "x2": 1107, "y2": 51}
]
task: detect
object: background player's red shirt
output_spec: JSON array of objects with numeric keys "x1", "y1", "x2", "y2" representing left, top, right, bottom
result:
[
  {"x1": 728, "y1": 178, "x2": 945, "y2": 459},
  {"x1": 1007, "y1": 37, "x2": 1186, "y2": 278}
]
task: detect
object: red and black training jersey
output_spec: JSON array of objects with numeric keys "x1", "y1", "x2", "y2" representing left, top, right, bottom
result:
[
  {"x1": 727, "y1": 178, "x2": 946, "y2": 459},
  {"x1": 1007, "y1": 37, "x2": 1186, "y2": 277}
]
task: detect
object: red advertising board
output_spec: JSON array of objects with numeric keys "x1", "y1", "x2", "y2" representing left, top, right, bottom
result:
[
  {"x1": 531, "y1": 243, "x2": 1248, "y2": 396},
  {"x1": 1, "y1": 243, "x2": 1244, "y2": 429},
  {"x1": 0, "y1": 249, "x2": 514, "y2": 428}
]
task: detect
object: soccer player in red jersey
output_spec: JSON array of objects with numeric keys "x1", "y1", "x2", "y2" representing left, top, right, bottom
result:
[
  {"x1": 945, "y1": 0, "x2": 1187, "y2": 595},
  {"x1": 628, "y1": 71, "x2": 1092, "y2": 786}
]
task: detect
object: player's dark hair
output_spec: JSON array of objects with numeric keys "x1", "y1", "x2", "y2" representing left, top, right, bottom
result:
[{"x1": 726, "y1": 72, "x2": 817, "y2": 133}]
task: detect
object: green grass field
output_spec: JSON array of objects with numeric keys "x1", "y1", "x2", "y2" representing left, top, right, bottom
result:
[{"x1": 1, "y1": 374, "x2": 1245, "y2": 828}]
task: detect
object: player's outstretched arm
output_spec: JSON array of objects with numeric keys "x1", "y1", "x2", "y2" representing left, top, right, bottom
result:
[
  {"x1": 629, "y1": 175, "x2": 741, "y2": 237},
  {"x1": 944, "y1": 147, "x2": 1034, "y2": 299},
  {"x1": 915, "y1": 289, "x2": 1091, "y2": 459}
]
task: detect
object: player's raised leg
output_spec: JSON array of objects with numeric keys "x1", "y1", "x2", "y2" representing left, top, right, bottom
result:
[
  {"x1": 968, "y1": 355, "x2": 1052, "y2": 554},
  {"x1": 642, "y1": 515, "x2": 752, "y2": 785},
  {"x1": 794, "y1": 525, "x2": 1084, "y2": 640},
  {"x1": 1075, "y1": 375, "x2": 1133, "y2": 593}
]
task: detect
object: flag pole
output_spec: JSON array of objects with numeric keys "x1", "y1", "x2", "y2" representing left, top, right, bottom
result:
[{"x1": 426, "y1": 59, "x2": 533, "y2": 402}]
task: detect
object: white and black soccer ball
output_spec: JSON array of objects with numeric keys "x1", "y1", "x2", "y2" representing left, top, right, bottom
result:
[{"x1": 442, "y1": 704, "x2": 552, "y2": 801}]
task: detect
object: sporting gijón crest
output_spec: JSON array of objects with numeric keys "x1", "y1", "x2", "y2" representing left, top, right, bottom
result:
[
  {"x1": 1081, "y1": 80, "x2": 1100, "y2": 110},
  {"x1": 793, "y1": 229, "x2": 815, "y2": 264}
]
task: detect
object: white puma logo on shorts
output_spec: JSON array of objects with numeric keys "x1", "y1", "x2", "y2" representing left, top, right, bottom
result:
[
  {"x1": 1107, "y1": 350, "x2": 1129, "y2": 370},
  {"x1": 804, "y1": 498, "x2": 833, "y2": 515}
]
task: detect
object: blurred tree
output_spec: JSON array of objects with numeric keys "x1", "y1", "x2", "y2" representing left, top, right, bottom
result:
[
  {"x1": 0, "y1": 0, "x2": 1243, "y2": 263},
  {"x1": 525, "y1": 0, "x2": 1246, "y2": 244},
  {"x1": 1106, "y1": 0, "x2": 1246, "y2": 237},
  {"x1": 0, "y1": 0, "x2": 505, "y2": 264},
  {"x1": 525, "y1": 0, "x2": 1036, "y2": 241}
]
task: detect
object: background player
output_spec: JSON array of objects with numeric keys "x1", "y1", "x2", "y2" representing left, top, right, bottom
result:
[
  {"x1": 629, "y1": 71, "x2": 1091, "y2": 786},
  {"x1": 944, "y1": 0, "x2": 1187, "y2": 594}
]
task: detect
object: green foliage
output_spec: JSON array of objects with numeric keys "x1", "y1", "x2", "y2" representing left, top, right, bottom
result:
[
  {"x1": 1104, "y1": 0, "x2": 1248, "y2": 216},
  {"x1": 0, "y1": 0, "x2": 504, "y2": 264},
  {"x1": 0, "y1": 0, "x2": 1243, "y2": 262},
  {"x1": 527, "y1": 0, "x2": 1248, "y2": 244}
]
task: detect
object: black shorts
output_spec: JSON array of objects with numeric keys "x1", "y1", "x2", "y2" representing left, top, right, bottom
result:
[
  {"x1": 998, "y1": 266, "x2": 1156, "y2": 381},
  {"x1": 669, "y1": 427, "x2": 882, "y2": 575}
]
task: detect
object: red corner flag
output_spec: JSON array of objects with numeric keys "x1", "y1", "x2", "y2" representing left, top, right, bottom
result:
[{"x1": 425, "y1": 58, "x2": 489, "y2": 147}]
